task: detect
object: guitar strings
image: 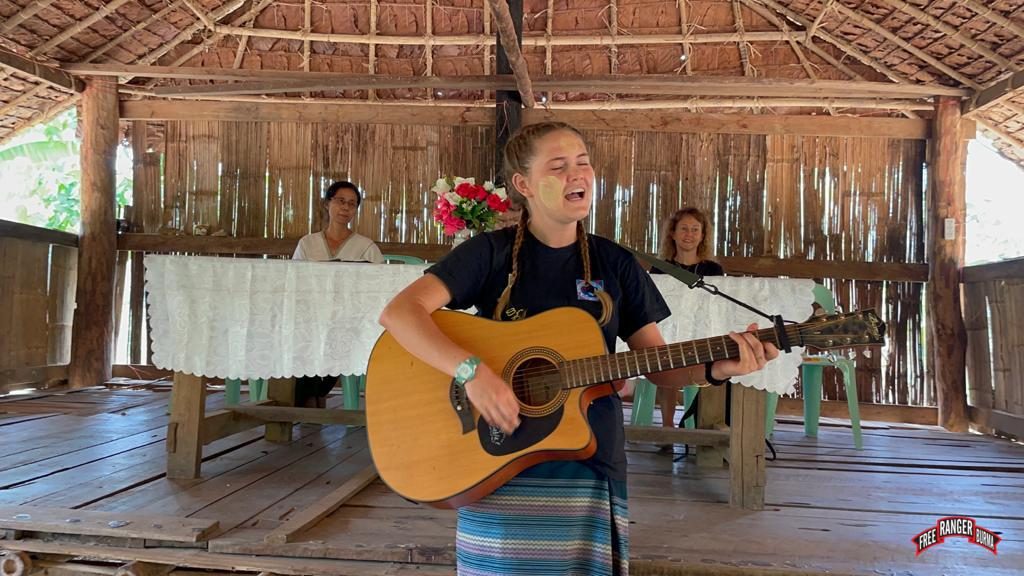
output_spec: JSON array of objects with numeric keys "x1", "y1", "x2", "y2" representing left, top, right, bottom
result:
[{"x1": 503, "y1": 316, "x2": 870, "y2": 397}]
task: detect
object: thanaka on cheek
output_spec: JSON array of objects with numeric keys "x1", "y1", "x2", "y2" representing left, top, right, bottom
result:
[{"x1": 537, "y1": 176, "x2": 564, "y2": 210}]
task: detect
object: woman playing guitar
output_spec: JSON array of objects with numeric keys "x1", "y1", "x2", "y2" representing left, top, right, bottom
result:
[{"x1": 378, "y1": 122, "x2": 779, "y2": 575}]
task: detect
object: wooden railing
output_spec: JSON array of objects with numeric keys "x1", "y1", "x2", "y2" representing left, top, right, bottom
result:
[
  {"x1": 963, "y1": 257, "x2": 1024, "y2": 438},
  {"x1": 0, "y1": 220, "x2": 78, "y2": 394}
]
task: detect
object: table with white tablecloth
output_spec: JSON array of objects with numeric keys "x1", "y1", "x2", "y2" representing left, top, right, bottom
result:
[
  {"x1": 146, "y1": 255, "x2": 814, "y2": 508},
  {"x1": 146, "y1": 255, "x2": 813, "y2": 394}
]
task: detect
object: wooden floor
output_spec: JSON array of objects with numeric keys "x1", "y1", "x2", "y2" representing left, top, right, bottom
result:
[{"x1": 1, "y1": 383, "x2": 1022, "y2": 576}]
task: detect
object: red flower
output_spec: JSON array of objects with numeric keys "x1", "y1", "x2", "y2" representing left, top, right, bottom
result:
[
  {"x1": 486, "y1": 194, "x2": 505, "y2": 211},
  {"x1": 455, "y1": 182, "x2": 476, "y2": 199},
  {"x1": 474, "y1": 185, "x2": 488, "y2": 201}
]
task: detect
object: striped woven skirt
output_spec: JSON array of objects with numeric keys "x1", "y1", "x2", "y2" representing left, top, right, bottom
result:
[{"x1": 455, "y1": 461, "x2": 629, "y2": 576}]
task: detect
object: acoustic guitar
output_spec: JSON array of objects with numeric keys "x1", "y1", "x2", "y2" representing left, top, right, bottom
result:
[{"x1": 365, "y1": 307, "x2": 885, "y2": 508}]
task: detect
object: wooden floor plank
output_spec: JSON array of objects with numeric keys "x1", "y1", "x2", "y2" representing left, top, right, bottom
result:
[{"x1": 0, "y1": 506, "x2": 218, "y2": 542}]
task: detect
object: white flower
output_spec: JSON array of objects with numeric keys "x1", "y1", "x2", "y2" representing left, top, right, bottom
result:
[
  {"x1": 432, "y1": 177, "x2": 451, "y2": 196},
  {"x1": 483, "y1": 181, "x2": 495, "y2": 192},
  {"x1": 445, "y1": 191, "x2": 461, "y2": 205},
  {"x1": 453, "y1": 176, "x2": 475, "y2": 188},
  {"x1": 493, "y1": 187, "x2": 507, "y2": 200}
]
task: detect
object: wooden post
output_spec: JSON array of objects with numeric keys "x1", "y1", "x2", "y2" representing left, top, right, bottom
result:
[
  {"x1": 729, "y1": 384, "x2": 765, "y2": 510},
  {"x1": 167, "y1": 372, "x2": 206, "y2": 478},
  {"x1": 695, "y1": 385, "x2": 727, "y2": 466},
  {"x1": 929, "y1": 96, "x2": 969, "y2": 432},
  {"x1": 493, "y1": 0, "x2": 523, "y2": 181},
  {"x1": 265, "y1": 377, "x2": 296, "y2": 442},
  {"x1": 69, "y1": 77, "x2": 119, "y2": 388}
]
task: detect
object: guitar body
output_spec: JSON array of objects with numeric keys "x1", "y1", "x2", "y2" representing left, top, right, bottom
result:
[{"x1": 365, "y1": 307, "x2": 616, "y2": 509}]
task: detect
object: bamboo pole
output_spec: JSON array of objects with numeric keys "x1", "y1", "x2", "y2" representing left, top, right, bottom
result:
[
  {"x1": 961, "y1": 0, "x2": 1024, "y2": 39},
  {"x1": 182, "y1": 0, "x2": 216, "y2": 29},
  {"x1": 69, "y1": 77, "x2": 119, "y2": 389},
  {"x1": 0, "y1": 0, "x2": 57, "y2": 35},
  {"x1": 233, "y1": 22, "x2": 251, "y2": 69},
  {"x1": 745, "y1": 0, "x2": 912, "y2": 86},
  {"x1": 80, "y1": 0, "x2": 187, "y2": 63},
  {"x1": 122, "y1": 91, "x2": 933, "y2": 111},
  {"x1": 877, "y1": 0, "x2": 1015, "y2": 71},
  {"x1": 208, "y1": 25, "x2": 804, "y2": 46},
  {"x1": 302, "y1": 0, "x2": 312, "y2": 72},
  {"x1": 369, "y1": 0, "x2": 377, "y2": 100},
  {"x1": 678, "y1": 0, "x2": 692, "y2": 75},
  {"x1": 426, "y1": 0, "x2": 433, "y2": 99},
  {"x1": 732, "y1": 0, "x2": 753, "y2": 77},
  {"x1": 830, "y1": 1, "x2": 980, "y2": 88},
  {"x1": 607, "y1": 0, "x2": 619, "y2": 74},
  {"x1": 483, "y1": 0, "x2": 490, "y2": 76},
  {"x1": 805, "y1": 0, "x2": 833, "y2": 42},
  {"x1": 487, "y1": 0, "x2": 535, "y2": 108},
  {"x1": 544, "y1": 0, "x2": 552, "y2": 103},
  {"x1": 27, "y1": 0, "x2": 133, "y2": 58},
  {"x1": 976, "y1": 118, "x2": 1024, "y2": 151}
]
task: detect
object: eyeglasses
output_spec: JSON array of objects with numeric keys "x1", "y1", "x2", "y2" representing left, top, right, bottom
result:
[{"x1": 330, "y1": 198, "x2": 359, "y2": 208}]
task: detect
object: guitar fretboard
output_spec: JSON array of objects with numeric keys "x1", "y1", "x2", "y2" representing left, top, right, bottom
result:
[{"x1": 560, "y1": 325, "x2": 797, "y2": 387}]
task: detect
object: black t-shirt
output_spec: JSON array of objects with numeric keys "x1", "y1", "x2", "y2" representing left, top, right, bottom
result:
[
  {"x1": 649, "y1": 259, "x2": 725, "y2": 277},
  {"x1": 426, "y1": 226, "x2": 671, "y2": 480}
]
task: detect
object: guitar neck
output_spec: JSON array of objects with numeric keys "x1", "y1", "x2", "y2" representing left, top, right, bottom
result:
[{"x1": 561, "y1": 325, "x2": 794, "y2": 388}]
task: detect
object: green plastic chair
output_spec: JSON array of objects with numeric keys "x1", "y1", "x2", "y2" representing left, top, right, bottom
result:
[
  {"x1": 341, "y1": 374, "x2": 366, "y2": 410},
  {"x1": 224, "y1": 379, "x2": 268, "y2": 405},
  {"x1": 629, "y1": 378, "x2": 698, "y2": 429},
  {"x1": 765, "y1": 284, "x2": 863, "y2": 450},
  {"x1": 383, "y1": 254, "x2": 426, "y2": 265}
]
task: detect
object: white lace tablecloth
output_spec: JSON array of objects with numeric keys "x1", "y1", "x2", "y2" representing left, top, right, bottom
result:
[{"x1": 146, "y1": 255, "x2": 813, "y2": 394}]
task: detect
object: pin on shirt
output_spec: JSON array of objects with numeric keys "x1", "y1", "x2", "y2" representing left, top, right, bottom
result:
[{"x1": 576, "y1": 279, "x2": 605, "y2": 302}]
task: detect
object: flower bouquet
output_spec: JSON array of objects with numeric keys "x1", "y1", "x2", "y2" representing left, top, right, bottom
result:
[{"x1": 432, "y1": 176, "x2": 510, "y2": 239}]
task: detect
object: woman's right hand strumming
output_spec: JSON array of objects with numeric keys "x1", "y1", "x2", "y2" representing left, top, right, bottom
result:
[{"x1": 465, "y1": 363, "x2": 521, "y2": 435}]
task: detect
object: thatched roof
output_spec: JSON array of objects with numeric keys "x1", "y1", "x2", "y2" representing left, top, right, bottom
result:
[{"x1": 1, "y1": 0, "x2": 1023, "y2": 164}]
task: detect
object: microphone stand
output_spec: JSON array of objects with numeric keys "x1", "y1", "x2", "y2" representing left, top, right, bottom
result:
[{"x1": 628, "y1": 249, "x2": 793, "y2": 353}]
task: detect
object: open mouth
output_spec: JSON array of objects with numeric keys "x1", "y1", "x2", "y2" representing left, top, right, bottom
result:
[{"x1": 564, "y1": 187, "x2": 586, "y2": 202}]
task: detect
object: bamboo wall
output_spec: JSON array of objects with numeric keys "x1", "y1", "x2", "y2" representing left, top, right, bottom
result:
[
  {"x1": 126, "y1": 121, "x2": 929, "y2": 407},
  {"x1": 964, "y1": 262, "x2": 1024, "y2": 436},
  {"x1": 0, "y1": 230, "x2": 77, "y2": 394}
]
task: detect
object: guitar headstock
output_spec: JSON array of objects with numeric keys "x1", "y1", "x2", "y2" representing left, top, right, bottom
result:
[{"x1": 796, "y1": 309, "x2": 886, "y2": 352}]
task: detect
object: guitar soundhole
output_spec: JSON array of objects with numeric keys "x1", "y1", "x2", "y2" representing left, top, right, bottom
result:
[{"x1": 511, "y1": 358, "x2": 562, "y2": 408}]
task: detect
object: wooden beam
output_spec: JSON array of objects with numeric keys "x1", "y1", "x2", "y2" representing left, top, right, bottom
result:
[
  {"x1": 229, "y1": 405, "x2": 367, "y2": 426},
  {"x1": 0, "y1": 364, "x2": 67, "y2": 394},
  {"x1": 0, "y1": 506, "x2": 218, "y2": 543},
  {"x1": 716, "y1": 255, "x2": 928, "y2": 282},
  {"x1": 964, "y1": 69, "x2": 1024, "y2": 115},
  {"x1": 928, "y1": 97, "x2": 969, "y2": 432},
  {"x1": 120, "y1": 99, "x2": 493, "y2": 125},
  {"x1": 488, "y1": 0, "x2": 534, "y2": 108},
  {"x1": 0, "y1": 219, "x2": 77, "y2": 246},
  {"x1": 624, "y1": 424, "x2": 730, "y2": 446},
  {"x1": 729, "y1": 385, "x2": 765, "y2": 510},
  {"x1": 775, "y1": 397, "x2": 937, "y2": 425},
  {"x1": 201, "y1": 403, "x2": 271, "y2": 444},
  {"x1": 0, "y1": 46, "x2": 82, "y2": 92},
  {"x1": 182, "y1": 0, "x2": 216, "y2": 29},
  {"x1": 678, "y1": 0, "x2": 692, "y2": 74},
  {"x1": 68, "y1": 77, "x2": 118, "y2": 389},
  {"x1": 526, "y1": 109, "x2": 932, "y2": 138},
  {"x1": 970, "y1": 406, "x2": 1024, "y2": 439},
  {"x1": 963, "y1": 257, "x2": 1024, "y2": 283},
  {"x1": 263, "y1": 465, "x2": 378, "y2": 544},
  {"x1": 877, "y1": 0, "x2": 1016, "y2": 72},
  {"x1": 142, "y1": 74, "x2": 966, "y2": 99}
]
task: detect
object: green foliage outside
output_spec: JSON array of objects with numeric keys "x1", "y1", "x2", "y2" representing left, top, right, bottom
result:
[{"x1": 0, "y1": 108, "x2": 132, "y2": 233}]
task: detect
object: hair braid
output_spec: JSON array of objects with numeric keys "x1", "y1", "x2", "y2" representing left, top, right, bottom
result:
[
  {"x1": 493, "y1": 209, "x2": 529, "y2": 320},
  {"x1": 577, "y1": 222, "x2": 612, "y2": 326}
]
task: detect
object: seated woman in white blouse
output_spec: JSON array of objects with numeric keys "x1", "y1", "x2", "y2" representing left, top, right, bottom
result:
[
  {"x1": 292, "y1": 181, "x2": 383, "y2": 408},
  {"x1": 293, "y1": 180, "x2": 385, "y2": 264}
]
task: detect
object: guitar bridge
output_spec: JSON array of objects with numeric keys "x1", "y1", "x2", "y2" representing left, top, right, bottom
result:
[{"x1": 449, "y1": 379, "x2": 474, "y2": 434}]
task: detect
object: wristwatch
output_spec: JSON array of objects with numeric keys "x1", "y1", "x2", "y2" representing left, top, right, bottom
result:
[{"x1": 454, "y1": 356, "x2": 481, "y2": 386}]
